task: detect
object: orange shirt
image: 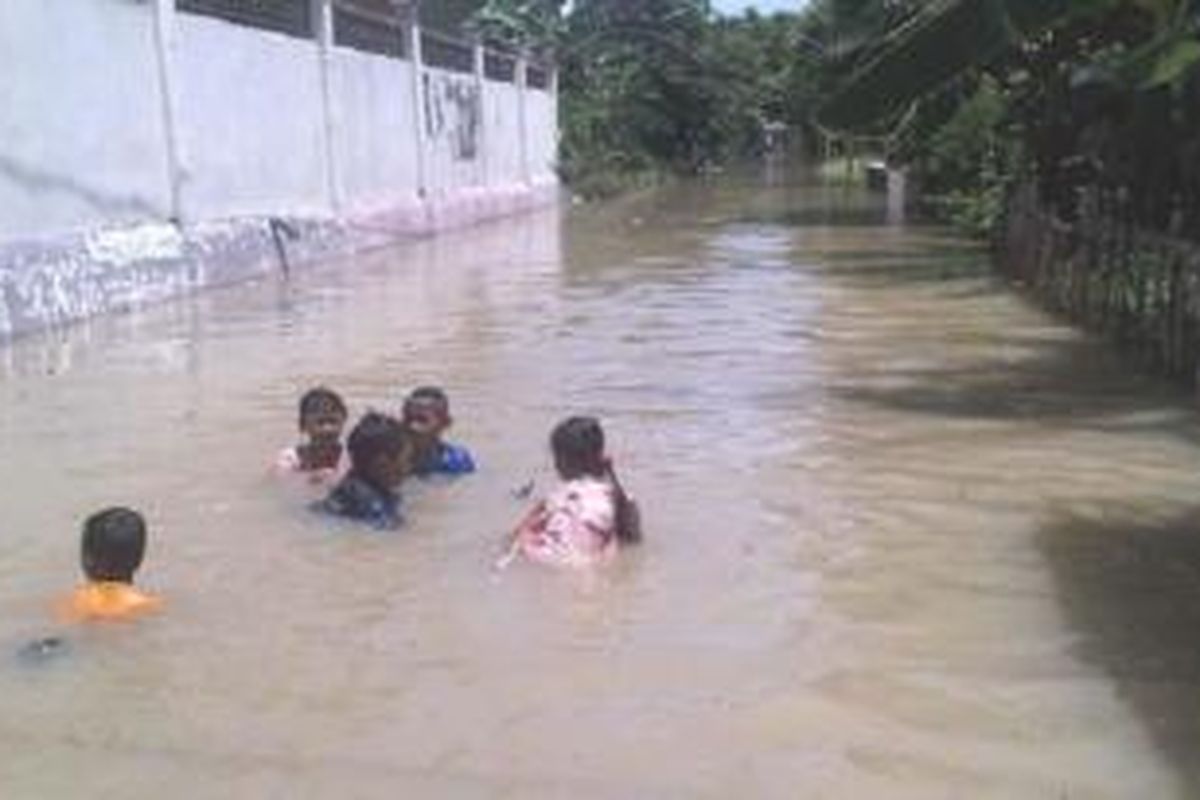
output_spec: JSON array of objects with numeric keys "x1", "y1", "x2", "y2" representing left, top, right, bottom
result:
[{"x1": 57, "y1": 582, "x2": 162, "y2": 623}]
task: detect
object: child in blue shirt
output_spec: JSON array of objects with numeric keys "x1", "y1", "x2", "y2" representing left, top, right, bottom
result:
[
  {"x1": 401, "y1": 386, "x2": 476, "y2": 477},
  {"x1": 317, "y1": 413, "x2": 415, "y2": 530}
]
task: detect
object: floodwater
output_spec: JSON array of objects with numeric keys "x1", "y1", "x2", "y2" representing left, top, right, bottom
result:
[{"x1": 3, "y1": 170, "x2": 1200, "y2": 798}]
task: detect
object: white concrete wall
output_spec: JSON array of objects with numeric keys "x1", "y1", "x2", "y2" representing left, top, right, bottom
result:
[
  {"x1": 0, "y1": 0, "x2": 172, "y2": 241},
  {"x1": 0, "y1": 2, "x2": 558, "y2": 250},
  {"x1": 525, "y1": 87, "x2": 558, "y2": 185},
  {"x1": 173, "y1": 13, "x2": 330, "y2": 220},
  {"x1": 484, "y1": 80, "x2": 524, "y2": 186},
  {"x1": 329, "y1": 47, "x2": 419, "y2": 215}
]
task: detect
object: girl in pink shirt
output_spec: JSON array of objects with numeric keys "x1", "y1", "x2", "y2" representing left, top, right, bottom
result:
[{"x1": 499, "y1": 416, "x2": 641, "y2": 570}]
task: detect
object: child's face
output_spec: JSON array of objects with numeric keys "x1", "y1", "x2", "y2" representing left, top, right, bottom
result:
[
  {"x1": 302, "y1": 409, "x2": 347, "y2": 443},
  {"x1": 404, "y1": 400, "x2": 450, "y2": 439},
  {"x1": 370, "y1": 441, "x2": 415, "y2": 489}
]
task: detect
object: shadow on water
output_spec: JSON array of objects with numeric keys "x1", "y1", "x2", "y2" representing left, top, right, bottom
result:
[
  {"x1": 1037, "y1": 509, "x2": 1200, "y2": 795},
  {"x1": 817, "y1": 249, "x2": 994, "y2": 286},
  {"x1": 738, "y1": 206, "x2": 892, "y2": 228},
  {"x1": 829, "y1": 336, "x2": 1187, "y2": 428},
  {"x1": 818, "y1": 238, "x2": 1200, "y2": 436}
]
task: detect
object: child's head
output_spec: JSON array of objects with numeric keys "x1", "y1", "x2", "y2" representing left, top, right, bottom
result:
[
  {"x1": 298, "y1": 387, "x2": 348, "y2": 442},
  {"x1": 347, "y1": 412, "x2": 415, "y2": 489},
  {"x1": 550, "y1": 416, "x2": 607, "y2": 480},
  {"x1": 81, "y1": 507, "x2": 148, "y2": 584},
  {"x1": 401, "y1": 386, "x2": 452, "y2": 438}
]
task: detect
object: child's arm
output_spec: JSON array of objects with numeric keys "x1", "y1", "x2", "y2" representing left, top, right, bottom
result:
[
  {"x1": 272, "y1": 446, "x2": 301, "y2": 474},
  {"x1": 495, "y1": 500, "x2": 546, "y2": 570}
]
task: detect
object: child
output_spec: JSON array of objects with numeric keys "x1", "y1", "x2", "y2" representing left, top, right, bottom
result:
[
  {"x1": 58, "y1": 507, "x2": 162, "y2": 623},
  {"x1": 498, "y1": 416, "x2": 641, "y2": 569},
  {"x1": 401, "y1": 386, "x2": 476, "y2": 477},
  {"x1": 317, "y1": 412, "x2": 415, "y2": 530},
  {"x1": 276, "y1": 387, "x2": 349, "y2": 482}
]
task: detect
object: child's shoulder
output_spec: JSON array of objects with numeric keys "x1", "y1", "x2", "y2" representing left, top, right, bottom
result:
[
  {"x1": 57, "y1": 583, "x2": 162, "y2": 623},
  {"x1": 317, "y1": 475, "x2": 403, "y2": 530},
  {"x1": 275, "y1": 446, "x2": 342, "y2": 485},
  {"x1": 548, "y1": 476, "x2": 614, "y2": 511},
  {"x1": 438, "y1": 442, "x2": 476, "y2": 475},
  {"x1": 558, "y1": 475, "x2": 612, "y2": 494}
]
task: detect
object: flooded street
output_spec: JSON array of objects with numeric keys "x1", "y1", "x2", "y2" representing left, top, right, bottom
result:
[{"x1": 2, "y1": 172, "x2": 1200, "y2": 798}]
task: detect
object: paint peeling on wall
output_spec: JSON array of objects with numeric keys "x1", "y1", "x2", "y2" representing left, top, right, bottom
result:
[
  {"x1": 85, "y1": 225, "x2": 186, "y2": 266},
  {"x1": 0, "y1": 218, "x2": 347, "y2": 341}
]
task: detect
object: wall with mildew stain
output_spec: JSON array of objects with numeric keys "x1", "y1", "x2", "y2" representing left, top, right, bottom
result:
[{"x1": 0, "y1": 0, "x2": 558, "y2": 342}]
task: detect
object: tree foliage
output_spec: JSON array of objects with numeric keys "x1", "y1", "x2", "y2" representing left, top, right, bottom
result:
[
  {"x1": 443, "y1": 0, "x2": 809, "y2": 196},
  {"x1": 811, "y1": 0, "x2": 1200, "y2": 238}
]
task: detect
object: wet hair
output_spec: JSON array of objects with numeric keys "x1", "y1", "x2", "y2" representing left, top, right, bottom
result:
[
  {"x1": 409, "y1": 386, "x2": 448, "y2": 407},
  {"x1": 550, "y1": 416, "x2": 606, "y2": 480},
  {"x1": 402, "y1": 386, "x2": 450, "y2": 423},
  {"x1": 347, "y1": 412, "x2": 411, "y2": 473},
  {"x1": 299, "y1": 386, "x2": 347, "y2": 429},
  {"x1": 81, "y1": 507, "x2": 147, "y2": 583}
]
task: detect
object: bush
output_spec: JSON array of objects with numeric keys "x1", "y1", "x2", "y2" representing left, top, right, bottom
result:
[{"x1": 910, "y1": 76, "x2": 1018, "y2": 238}]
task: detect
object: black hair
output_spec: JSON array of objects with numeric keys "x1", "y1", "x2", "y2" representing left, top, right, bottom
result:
[
  {"x1": 298, "y1": 387, "x2": 347, "y2": 427},
  {"x1": 347, "y1": 412, "x2": 411, "y2": 473},
  {"x1": 402, "y1": 386, "x2": 449, "y2": 419},
  {"x1": 81, "y1": 507, "x2": 147, "y2": 583},
  {"x1": 409, "y1": 386, "x2": 448, "y2": 405},
  {"x1": 550, "y1": 416, "x2": 606, "y2": 480}
]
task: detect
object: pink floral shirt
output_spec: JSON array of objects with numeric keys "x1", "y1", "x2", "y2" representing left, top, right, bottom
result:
[{"x1": 517, "y1": 477, "x2": 619, "y2": 568}]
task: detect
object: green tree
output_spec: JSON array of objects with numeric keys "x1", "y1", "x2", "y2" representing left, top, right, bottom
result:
[
  {"x1": 434, "y1": 0, "x2": 808, "y2": 196},
  {"x1": 805, "y1": 0, "x2": 1200, "y2": 236}
]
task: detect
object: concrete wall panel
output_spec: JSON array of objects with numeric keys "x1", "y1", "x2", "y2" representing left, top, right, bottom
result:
[
  {"x1": 173, "y1": 13, "x2": 329, "y2": 220},
  {"x1": 0, "y1": 0, "x2": 172, "y2": 241},
  {"x1": 329, "y1": 47, "x2": 419, "y2": 214},
  {"x1": 525, "y1": 88, "x2": 558, "y2": 184},
  {"x1": 484, "y1": 80, "x2": 523, "y2": 186}
]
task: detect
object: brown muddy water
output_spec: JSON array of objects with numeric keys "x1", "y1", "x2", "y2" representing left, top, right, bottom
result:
[{"x1": 2, "y1": 172, "x2": 1200, "y2": 798}]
